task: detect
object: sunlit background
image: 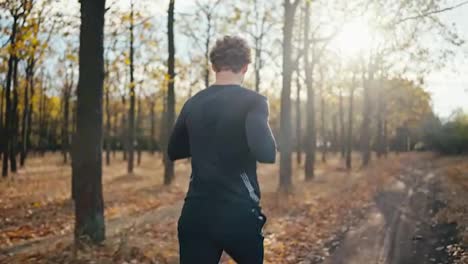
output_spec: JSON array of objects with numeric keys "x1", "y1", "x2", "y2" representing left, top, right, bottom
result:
[{"x1": 50, "y1": 0, "x2": 468, "y2": 118}]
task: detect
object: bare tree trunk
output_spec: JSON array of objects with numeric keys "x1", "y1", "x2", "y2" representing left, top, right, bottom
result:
[
  {"x1": 346, "y1": 74, "x2": 356, "y2": 170},
  {"x1": 339, "y1": 88, "x2": 345, "y2": 158},
  {"x1": 360, "y1": 65, "x2": 373, "y2": 167},
  {"x1": 304, "y1": 1, "x2": 316, "y2": 181},
  {"x1": 279, "y1": 0, "x2": 299, "y2": 192},
  {"x1": 10, "y1": 57, "x2": 19, "y2": 173},
  {"x1": 105, "y1": 81, "x2": 111, "y2": 166},
  {"x1": 136, "y1": 97, "x2": 142, "y2": 166},
  {"x1": 62, "y1": 81, "x2": 71, "y2": 164},
  {"x1": 2, "y1": 17, "x2": 19, "y2": 177},
  {"x1": 383, "y1": 118, "x2": 388, "y2": 157},
  {"x1": 2, "y1": 52, "x2": 14, "y2": 177},
  {"x1": 112, "y1": 110, "x2": 118, "y2": 158},
  {"x1": 332, "y1": 114, "x2": 338, "y2": 153},
  {"x1": 127, "y1": 0, "x2": 136, "y2": 174},
  {"x1": 20, "y1": 60, "x2": 32, "y2": 167},
  {"x1": 164, "y1": 0, "x2": 176, "y2": 185},
  {"x1": 121, "y1": 103, "x2": 127, "y2": 161},
  {"x1": 73, "y1": 0, "x2": 106, "y2": 243},
  {"x1": 0, "y1": 84, "x2": 4, "y2": 162},
  {"x1": 319, "y1": 76, "x2": 326, "y2": 163},
  {"x1": 150, "y1": 101, "x2": 155, "y2": 155},
  {"x1": 295, "y1": 74, "x2": 302, "y2": 165}
]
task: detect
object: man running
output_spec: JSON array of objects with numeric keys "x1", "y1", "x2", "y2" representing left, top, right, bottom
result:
[{"x1": 168, "y1": 35, "x2": 276, "y2": 264}]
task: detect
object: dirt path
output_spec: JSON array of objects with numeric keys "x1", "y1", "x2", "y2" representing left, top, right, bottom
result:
[{"x1": 323, "y1": 157, "x2": 460, "y2": 264}]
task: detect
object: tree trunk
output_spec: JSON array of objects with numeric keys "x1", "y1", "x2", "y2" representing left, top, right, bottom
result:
[
  {"x1": 136, "y1": 97, "x2": 142, "y2": 166},
  {"x1": 105, "y1": 81, "x2": 111, "y2": 166},
  {"x1": 279, "y1": 0, "x2": 298, "y2": 191},
  {"x1": 346, "y1": 74, "x2": 356, "y2": 170},
  {"x1": 332, "y1": 114, "x2": 338, "y2": 153},
  {"x1": 112, "y1": 110, "x2": 118, "y2": 158},
  {"x1": 303, "y1": 1, "x2": 315, "y2": 180},
  {"x1": 73, "y1": 0, "x2": 106, "y2": 243},
  {"x1": 2, "y1": 18, "x2": 18, "y2": 177},
  {"x1": 295, "y1": 74, "x2": 302, "y2": 165},
  {"x1": 360, "y1": 65, "x2": 373, "y2": 167},
  {"x1": 150, "y1": 101, "x2": 155, "y2": 155},
  {"x1": 20, "y1": 58, "x2": 34, "y2": 166},
  {"x1": 9, "y1": 57, "x2": 19, "y2": 173},
  {"x1": 2, "y1": 53, "x2": 14, "y2": 177},
  {"x1": 127, "y1": 0, "x2": 136, "y2": 174},
  {"x1": 339, "y1": 88, "x2": 345, "y2": 158},
  {"x1": 0, "y1": 84, "x2": 4, "y2": 162},
  {"x1": 383, "y1": 118, "x2": 388, "y2": 156},
  {"x1": 62, "y1": 83, "x2": 70, "y2": 164},
  {"x1": 164, "y1": 0, "x2": 176, "y2": 185},
  {"x1": 121, "y1": 104, "x2": 127, "y2": 161},
  {"x1": 319, "y1": 76, "x2": 326, "y2": 163}
]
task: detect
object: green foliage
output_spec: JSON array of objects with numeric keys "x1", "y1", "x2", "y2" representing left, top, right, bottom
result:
[{"x1": 424, "y1": 112, "x2": 468, "y2": 154}]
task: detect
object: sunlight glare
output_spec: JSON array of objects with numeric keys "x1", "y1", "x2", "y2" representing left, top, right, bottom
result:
[{"x1": 332, "y1": 19, "x2": 374, "y2": 58}]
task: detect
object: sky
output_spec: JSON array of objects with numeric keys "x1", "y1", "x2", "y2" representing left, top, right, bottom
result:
[
  {"x1": 52, "y1": 0, "x2": 468, "y2": 118},
  {"x1": 425, "y1": 3, "x2": 468, "y2": 118},
  {"x1": 173, "y1": 0, "x2": 468, "y2": 118}
]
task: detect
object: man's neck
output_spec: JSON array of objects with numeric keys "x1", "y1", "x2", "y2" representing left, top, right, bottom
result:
[{"x1": 213, "y1": 71, "x2": 243, "y2": 86}]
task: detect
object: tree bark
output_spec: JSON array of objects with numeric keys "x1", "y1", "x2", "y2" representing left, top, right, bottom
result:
[
  {"x1": 73, "y1": 0, "x2": 106, "y2": 243},
  {"x1": 332, "y1": 114, "x2": 338, "y2": 153},
  {"x1": 339, "y1": 88, "x2": 345, "y2": 158},
  {"x1": 20, "y1": 58, "x2": 34, "y2": 166},
  {"x1": 346, "y1": 74, "x2": 356, "y2": 170},
  {"x1": 2, "y1": 17, "x2": 18, "y2": 177},
  {"x1": 62, "y1": 79, "x2": 71, "y2": 164},
  {"x1": 360, "y1": 64, "x2": 373, "y2": 167},
  {"x1": 9, "y1": 57, "x2": 19, "y2": 173},
  {"x1": 105, "y1": 78, "x2": 111, "y2": 166},
  {"x1": 136, "y1": 97, "x2": 142, "y2": 166},
  {"x1": 279, "y1": 0, "x2": 299, "y2": 191},
  {"x1": 127, "y1": 0, "x2": 136, "y2": 174},
  {"x1": 295, "y1": 74, "x2": 302, "y2": 165},
  {"x1": 164, "y1": 0, "x2": 176, "y2": 185},
  {"x1": 303, "y1": 1, "x2": 316, "y2": 181},
  {"x1": 319, "y1": 75, "x2": 326, "y2": 163},
  {"x1": 150, "y1": 100, "x2": 156, "y2": 155}
]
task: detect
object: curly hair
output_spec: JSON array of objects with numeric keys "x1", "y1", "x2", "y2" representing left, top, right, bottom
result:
[{"x1": 209, "y1": 36, "x2": 251, "y2": 73}]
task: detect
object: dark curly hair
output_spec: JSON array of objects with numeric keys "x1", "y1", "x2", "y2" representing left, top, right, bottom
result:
[{"x1": 209, "y1": 36, "x2": 251, "y2": 73}]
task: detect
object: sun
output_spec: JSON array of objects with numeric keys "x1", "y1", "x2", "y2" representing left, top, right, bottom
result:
[{"x1": 331, "y1": 18, "x2": 374, "y2": 58}]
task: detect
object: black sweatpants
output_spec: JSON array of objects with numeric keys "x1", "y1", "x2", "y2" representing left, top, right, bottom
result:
[{"x1": 178, "y1": 199, "x2": 266, "y2": 264}]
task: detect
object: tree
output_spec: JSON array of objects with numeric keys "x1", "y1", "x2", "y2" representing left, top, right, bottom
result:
[
  {"x1": 163, "y1": 0, "x2": 176, "y2": 185},
  {"x1": 295, "y1": 73, "x2": 302, "y2": 165},
  {"x1": 127, "y1": 0, "x2": 136, "y2": 174},
  {"x1": 279, "y1": 0, "x2": 300, "y2": 191},
  {"x1": 61, "y1": 60, "x2": 74, "y2": 164},
  {"x1": 1, "y1": 0, "x2": 33, "y2": 177},
  {"x1": 303, "y1": 0, "x2": 316, "y2": 180},
  {"x1": 346, "y1": 71, "x2": 357, "y2": 170},
  {"x1": 72, "y1": 0, "x2": 106, "y2": 243}
]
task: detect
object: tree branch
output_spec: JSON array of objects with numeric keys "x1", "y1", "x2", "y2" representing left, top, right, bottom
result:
[{"x1": 397, "y1": 0, "x2": 468, "y2": 24}]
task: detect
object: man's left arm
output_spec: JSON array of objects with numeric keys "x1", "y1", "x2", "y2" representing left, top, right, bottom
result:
[{"x1": 168, "y1": 105, "x2": 191, "y2": 161}]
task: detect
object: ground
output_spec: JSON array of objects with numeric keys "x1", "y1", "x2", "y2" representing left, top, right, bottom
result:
[{"x1": 0, "y1": 152, "x2": 466, "y2": 263}]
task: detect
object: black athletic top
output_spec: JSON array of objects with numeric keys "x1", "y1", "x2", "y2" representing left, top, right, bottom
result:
[{"x1": 168, "y1": 84, "x2": 277, "y2": 206}]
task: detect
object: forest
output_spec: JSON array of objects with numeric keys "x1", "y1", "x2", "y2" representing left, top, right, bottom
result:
[{"x1": 0, "y1": 0, "x2": 468, "y2": 263}]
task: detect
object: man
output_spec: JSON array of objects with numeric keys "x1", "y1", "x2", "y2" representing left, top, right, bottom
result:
[{"x1": 168, "y1": 35, "x2": 277, "y2": 264}]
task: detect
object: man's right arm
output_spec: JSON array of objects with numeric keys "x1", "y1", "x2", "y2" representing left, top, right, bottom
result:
[{"x1": 245, "y1": 96, "x2": 277, "y2": 163}]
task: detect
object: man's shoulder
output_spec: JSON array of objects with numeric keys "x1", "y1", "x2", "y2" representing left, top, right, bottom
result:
[{"x1": 238, "y1": 86, "x2": 268, "y2": 102}]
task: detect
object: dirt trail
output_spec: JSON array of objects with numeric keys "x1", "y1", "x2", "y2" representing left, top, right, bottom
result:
[{"x1": 322, "y1": 157, "x2": 459, "y2": 264}]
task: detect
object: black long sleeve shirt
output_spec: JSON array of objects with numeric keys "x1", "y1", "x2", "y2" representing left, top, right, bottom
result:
[{"x1": 168, "y1": 84, "x2": 277, "y2": 206}]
